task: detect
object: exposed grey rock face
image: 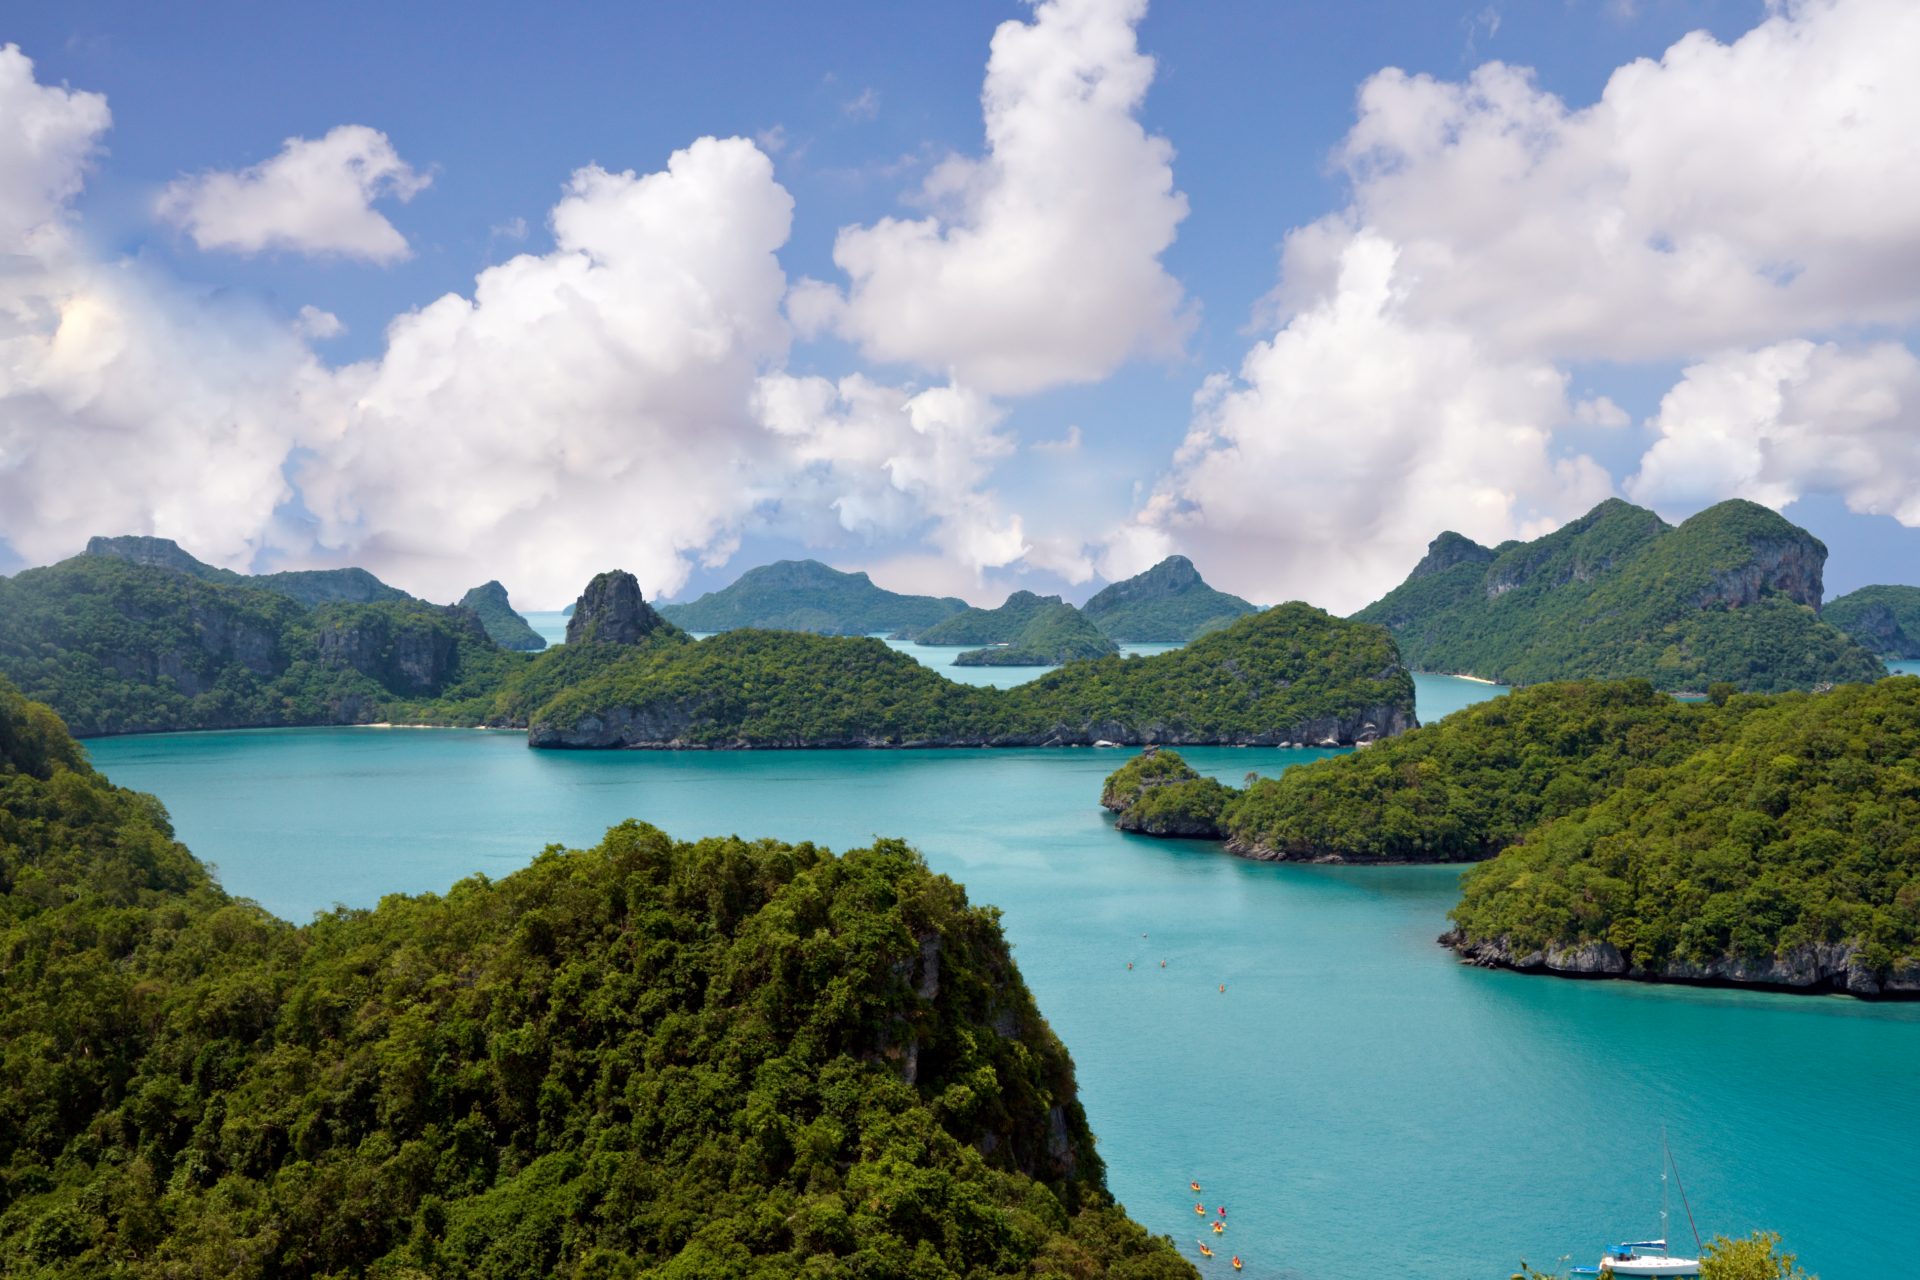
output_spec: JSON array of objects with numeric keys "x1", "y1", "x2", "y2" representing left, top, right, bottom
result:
[
  {"x1": 85, "y1": 534, "x2": 212, "y2": 576},
  {"x1": 565, "y1": 571, "x2": 668, "y2": 645},
  {"x1": 1408, "y1": 531, "x2": 1494, "y2": 580},
  {"x1": 1444, "y1": 931, "x2": 1916, "y2": 999},
  {"x1": 314, "y1": 607, "x2": 483, "y2": 694},
  {"x1": 1694, "y1": 531, "x2": 1825, "y2": 610}
]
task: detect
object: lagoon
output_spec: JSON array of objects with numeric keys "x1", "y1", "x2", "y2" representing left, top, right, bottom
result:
[{"x1": 84, "y1": 675, "x2": 1916, "y2": 1279}]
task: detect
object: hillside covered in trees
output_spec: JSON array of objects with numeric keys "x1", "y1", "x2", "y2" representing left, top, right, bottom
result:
[
  {"x1": 658, "y1": 560, "x2": 967, "y2": 637},
  {"x1": 521, "y1": 602, "x2": 1413, "y2": 749},
  {"x1": 1098, "y1": 679, "x2": 1920, "y2": 997},
  {"x1": 1080, "y1": 556, "x2": 1256, "y2": 642},
  {"x1": 0, "y1": 553, "x2": 518, "y2": 736},
  {"x1": 1353, "y1": 499, "x2": 1884, "y2": 692},
  {"x1": 1823, "y1": 584, "x2": 1920, "y2": 658},
  {"x1": 952, "y1": 601, "x2": 1119, "y2": 667},
  {"x1": 0, "y1": 677, "x2": 1194, "y2": 1277}
]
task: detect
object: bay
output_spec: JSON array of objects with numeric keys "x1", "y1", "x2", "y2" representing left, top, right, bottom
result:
[{"x1": 83, "y1": 675, "x2": 1916, "y2": 1279}]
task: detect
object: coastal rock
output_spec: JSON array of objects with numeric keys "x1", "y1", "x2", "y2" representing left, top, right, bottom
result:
[
  {"x1": 1443, "y1": 932, "x2": 1915, "y2": 999},
  {"x1": 85, "y1": 534, "x2": 213, "y2": 576},
  {"x1": 565, "y1": 571, "x2": 669, "y2": 645}
]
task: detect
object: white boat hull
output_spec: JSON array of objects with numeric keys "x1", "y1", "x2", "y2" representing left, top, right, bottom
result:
[{"x1": 1600, "y1": 1259, "x2": 1700, "y2": 1277}]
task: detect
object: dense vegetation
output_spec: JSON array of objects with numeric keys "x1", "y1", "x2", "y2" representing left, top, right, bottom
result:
[
  {"x1": 1097, "y1": 750, "x2": 1231, "y2": 838},
  {"x1": 85, "y1": 535, "x2": 414, "y2": 608},
  {"x1": 1080, "y1": 556, "x2": 1255, "y2": 642},
  {"x1": 1101, "y1": 678, "x2": 1920, "y2": 995},
  {"x1": 0, "y1": 677, "x2": 1193, "y2": 1278},
  {"x1": 1823, "y1": 584, "x2": 1920, "y2": 658},
  {"x1": 1449, "y1": 677, "x2": 1920, "y2": 994},
  {"x1": 953, "y1": 602, "x2": 1118, "y2": 667},
  {"x1": 658, "y1": 561, "x2": 966, "y2": 637},
  {"x1": 458, "y1": 581, "x2": 547, "y2": 651},
  {"x1": 1353, "y1": 499, "x2": 1885, "y2": 692},
  {"x1": 917, "y1": 591, "x2": 1070, "y2": 646},
  {"x1": 1225, "y1": 681, "x2": 1723, "y2": 862},
  {"x1": 521, "y1": 603, "x2": 1414, "y2": 749},
  {"x1": 0, "y1": 556, "x2": 520, "y2": 736}
]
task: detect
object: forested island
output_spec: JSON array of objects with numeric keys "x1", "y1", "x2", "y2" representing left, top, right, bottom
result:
[
  {"x1": 457, "y1": 580, "x2": 547, "y2": 650},
  {"x1": 518, "y1": 594, "x2": 1412, "y2": 749},
  {"x1": 0, "y1": 549, "x2": 519, "y2": 736},
  {"x1": 0, "y1": 544, "x2": 1413, "y2": 750},
  {"x1": 1824, "y1": 584, "x2": 1920, "y2": 658},
  {"x1": 0, "y1": 677, "x2": 1194, "y2": 1276},
  {"x1": 942, "y1": 597, "x2": 1119, "y2": 667},
  {"x1": 1099, "y1": 679, "x2": 1920, "y2": 998},
  {"x1": 1353, "y1": 499, "x2": 1884, "y2": 691},
  {"x1": 658, "y1": 559, "x2": 968, "y2": 636},
  {"x1": 1080, "y1": 556, "x2": 1256, "y2": 642}
]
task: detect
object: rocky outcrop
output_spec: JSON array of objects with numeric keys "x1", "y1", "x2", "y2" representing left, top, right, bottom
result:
[
  {"x1": 314, "y1": 606, "x2": 487, "y2": 694},
  {"x1": 1694, "y1": 531, "x2": 1825, "y2": 611},
  {"x1": 85, "y1": 534, "x2": 217, "y2": 577},
  {"x1": 1444, "y1": 931, "x2": 1920, "y2": 999},
  {"x1": 565, "y1": 571, "x2": 669, "y2": 646},
  {"x1": 1408, "y1": 531, "x2": 1493, "y2": 580}
]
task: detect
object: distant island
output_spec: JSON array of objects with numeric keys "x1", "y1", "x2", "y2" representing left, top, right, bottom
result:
[
  {"x1": 0, "y1": 539, "x2": 518, "y2": 735},
  {"x1": 1081, "y1": 555, "x2": 1256, "y2": 642},
  {"x1": 915, "y1": 591, "x2": 1119, "y2": 666},
  {"x1": 657, "y1": 559, "x2": 967, "y2": 636},
  {"x1": 517, "y1": 583, "x2": 1410, "y2": 748},
  {"x1": 655, "y1": 554, "x2": 1256, "y2": 645},
  {"x1": 457, "y1": 580, "x2": 547, "y2": 650},
  {"x1": 1352, "y1": 498, "x2": 1884, "y2": 692},
  {"x1": 0, "y1": 675, "x2": 1194, "y2": 1275},
  {"x1": 1098, "y1": 679, "x2": 1920, "y2": 998},
  {"x1": 0, "y1": 540, "x2": 1412, "y2": 751},
  {"x1": 1824, "y1": 585, "x2": 1920, "y2": 659}
]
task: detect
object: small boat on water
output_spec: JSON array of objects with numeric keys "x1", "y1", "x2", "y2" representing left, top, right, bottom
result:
[
  {"x1": 1231, "y1": 1256, "x2": 1243, "y2": 1271},
  {"x1": 1190, "y1": 1180, "x2": 1202, "y2": 1192},
  {"x1": 1197, "y1": 1241, "x2": 1215, "y2": 1258},
  {"x1": 1571, "y1": 1135, "x2": 1701, "y2": 1278},
  {"x1": 1572, "y1": 1240, "x2": 1699, "y2": 1277},
  {"x1": 1194, "y1": 1202, "x2": 1207, "y2": 1215},
  {"x1": 1211, "y1": 1220, "x2": 1225, "y2": 1234}
]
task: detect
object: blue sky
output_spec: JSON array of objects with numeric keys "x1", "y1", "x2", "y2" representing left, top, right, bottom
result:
[{"x1": 4, "y1": 0, "x2": 1918, "y2": 608}]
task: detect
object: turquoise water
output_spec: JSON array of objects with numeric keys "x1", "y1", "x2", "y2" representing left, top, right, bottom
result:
[
  {"x1": 83, "y1": 679, "x2": 1915, "y2": 1278},
  {"x1": 1890, "y1": 659, "x2": 1919, "y2": 677}
]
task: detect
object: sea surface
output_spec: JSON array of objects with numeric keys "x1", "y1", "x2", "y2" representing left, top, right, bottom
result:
[{"x1": 85, "y1": 676, "x2": 1918, "y2": 1279}]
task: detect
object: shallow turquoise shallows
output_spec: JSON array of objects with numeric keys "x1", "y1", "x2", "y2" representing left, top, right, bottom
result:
[{"x1": 85, "y1": 676, "x2": 1916, "y2": 1279}]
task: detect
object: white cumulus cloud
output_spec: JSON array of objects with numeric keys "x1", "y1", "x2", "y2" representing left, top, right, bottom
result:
[
  {"x1": 1120, "y1": 0, "x2": 1920, "y2": 610},
  {"x1": 1629, "y1": 340, "x2": 1920, "y2": 525},
  {"x1": 824, "y1": 0, "x2": 1190, "y2": 396},
  {"x1": 0, "y1": 44, "x2": 110, "y2": 245},
  {"x1": 1112, "y1": 233, "x2": 1614, "y2": 613},
  {"x1": 157, "y1": 124, "x2": 429, "y2": 263}
]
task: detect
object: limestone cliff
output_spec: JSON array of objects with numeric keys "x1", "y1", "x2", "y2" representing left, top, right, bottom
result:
[{"x1": 565, "y1": 571, "x2": 671, "y2": 645}]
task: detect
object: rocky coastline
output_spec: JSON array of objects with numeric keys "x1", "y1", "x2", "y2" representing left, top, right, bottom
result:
[
  {"x1": 528, "y1": 703, "x2": 1410, "y2": 750},
  {"x1": 1442, "y1": 930, "x2": 1920, "y2": 999}
]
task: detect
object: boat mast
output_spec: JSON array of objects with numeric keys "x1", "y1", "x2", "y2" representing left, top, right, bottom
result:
[{"x1": 1658, "y1": 1127, "x2": 1670, "y2": 1260}]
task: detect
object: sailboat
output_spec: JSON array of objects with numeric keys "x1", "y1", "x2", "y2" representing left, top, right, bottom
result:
[{"x1": 1576, "y1": 1136, "x2": 1701, "y2": 1277}]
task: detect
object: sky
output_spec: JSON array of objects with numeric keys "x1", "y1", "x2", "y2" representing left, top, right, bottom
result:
[{"x1": 3, "y1": 0, "x2": 1919, "y2": 611}]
